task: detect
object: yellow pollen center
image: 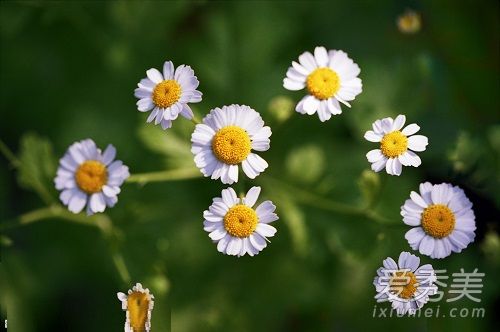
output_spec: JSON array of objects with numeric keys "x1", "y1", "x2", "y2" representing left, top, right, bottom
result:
[
  {"x1": 421, "y1": 204, "x2": 456, "y2": 238},
  {"x1": 306, "y1": 67, "x2": 340, "y2": 100},
  {"x1": 127, "y1": 291, "x2": 150, "y2": 331},
  {"x1": 211, "y1": 126, "x2": 251, "y2": 164},
  {"x1": 152, "y1": 80, "x2": 181, "y2": 108},
  {"x1": 390, "y1": 270, "x2": 418, "y2": 299},
  {"x1": 75, "y1": 160, "x2": 107, "y2": 194},
  {"x1": 224, "y1": 204, "x2": 258, "y2": 238},
  {"x1": 380, "y1": 131, "x2": 408, "y2": 158}
]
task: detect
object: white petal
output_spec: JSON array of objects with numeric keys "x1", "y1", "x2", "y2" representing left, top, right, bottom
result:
[
  {"x1": 243, "y1": 186, "x2": 261, "y2": 208},
  {"x1": 402, "y1": 123, "x2": 420, "y2": 136},
  {"x1": 366, "y1": 149, "x2": 383, "y2": 163},
  {"x1": 68, "y1": 190, "x2": 87, "y2": 213},
  {"x1": 283, "y1": 78, "x2": 305, "y2": 91},
  {"x1": 256, "y1": 223, "x2": 277, "y2": 238},
  {"x1": 101, "y1": 144, "x2": 116, "y2": 165},
  {"x1": 162, "y1": 61, "x2": 174, "y2": 80},
  {"x1": 302, "y1": 95, "x2": 320, "y2": 115},
  {"x1": 405, "y1": 227, "x2": 426, "y2": 250},
  {"x1": 408, "y1": 135, "x2": 428, "y2": 152},
  {"x1": 392, "y1": 115, "x2": 406, "y2": 131},
  {"x1": 398, "y1": 252, "x2": 420, "y2": 271},
  {"x1": 137, "y1": 98, "x2": 154, "y2": 112},
  {"x1": 298, "y1": 51, "x2": 317, "y2": 70},
  {"x1": 410, "y1": 191, "x2": 428, "y2": 208},
  {"x1": 314, "y1": 46, "x2": 329, "y2": 67},
  {"x1": 371, "y1": 156, "x2": 388, "y2": 172},
  {"x1": 146, "y1": 68, "x2": 163, "y2": 84},
  {"x1": 255, "y1": 201, "x2": 276, "y2": 218},
  {"x1": 419, "y1": 235, "x2": 435, "y2": 256},
  {"x1": 89, "y1": 193, "x2": 106, "y2": 213},
  {"x1": 364, "y1": 130, "x2": 382, "y2": 142},
  {"x1": 221, "y1": 187, "x2": 238, "y2": 207}
]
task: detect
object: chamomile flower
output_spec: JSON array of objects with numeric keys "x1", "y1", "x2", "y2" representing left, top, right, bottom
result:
[
  {"x1": 117, "y1": 283, "x2": 155, "y2": 332},
  {"x1": 402, "y1": 182, "x2": 476, "y2": 259},
  {"x1": 364, "y1": 114, "x2": 428, "y2": 176},
  {"x1": 283, "y1": 46, "x2": 362, "y2": 122},
  {"x1": 54, "y1": 139, "x2": 129, "y2": 215},
  {"x1": 191, "y1": 104, "x2": 271, "y2": 184},
  {"x1": 203, "y1": 186, "x2": 278, "y2": 257},
  {"x1": 374, "y1": 252, "x2": 437, "y2": 315},
  {"x1": 134, "y1": 60, "x2": 202, "y2": 130}
]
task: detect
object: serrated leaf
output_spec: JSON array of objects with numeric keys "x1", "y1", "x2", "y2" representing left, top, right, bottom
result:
[{"x1": 17, "y1": 133, "x2": 57, "y2": 204}]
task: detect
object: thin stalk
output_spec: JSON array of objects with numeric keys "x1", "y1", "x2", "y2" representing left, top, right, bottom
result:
[{"x1": 126, "y1": 168, "x2": 202, "y2": 185}]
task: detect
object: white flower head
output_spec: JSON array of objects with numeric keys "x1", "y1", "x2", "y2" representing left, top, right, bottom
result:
[
  {"x1": 117, "y1": 283, "x2": 155, "y2": 332},
  {"x1": 203, "y1": 186, "x2": 278, "y2": 257},
  {"x1": 374, "y1": 252, "x2": 437, "y2": 315},
  {"x1": 54, "y1": 139, "x2": 129, "y2": 215},
  {"x1": 402, "y1": 182, "x2": 476, "y2": 259},
  {"x1": 364, "y1": 114, "x2": 428, "y2": 176},
  {"x1": 191, "y1": 104, "x2": 271, "y2": 184},
  {"x1": 283, "y1": 46, "x2": 362, "y2": 122},
  {"x1": 134, "y1": 60, "x2": 202, "y2": 130}
]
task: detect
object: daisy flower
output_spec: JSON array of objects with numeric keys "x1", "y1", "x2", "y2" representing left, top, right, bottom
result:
[
  {"x1": 54, "y1": 139, "x2": 129, "y2": 215},
  {"x1": 364, "y1": 114, "x2": 428, "y2": 176},
  {"x1": 134, "y1": 60, "x2": 202, "y2": 130},
  {"x1": 374, "y1": 252, "x2": 437, "y2": 315},
  {"x1": 283, "y1": 46, "x2": 362, "y2": 122},
  {"x1": 203, "y1": 186, "x2": 278, "y2": 257},
  {"x1": 117, "y1": 283, "x2": 155, "y2": 332},
  {"x1": 402, "y1": 182, "x2": 476, "y2": 259},
  {"x1": 191, "y1": 104, "x2": 271, "y2": 184}
]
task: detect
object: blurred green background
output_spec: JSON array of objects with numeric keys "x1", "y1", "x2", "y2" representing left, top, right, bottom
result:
[{"x1": 0, "y1": 1, "x2": 499, "y2": 331}]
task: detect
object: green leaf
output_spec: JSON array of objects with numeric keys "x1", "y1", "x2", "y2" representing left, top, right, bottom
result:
[{"x1": 17, "y1": 133, "x2": 57, "y2": 204}]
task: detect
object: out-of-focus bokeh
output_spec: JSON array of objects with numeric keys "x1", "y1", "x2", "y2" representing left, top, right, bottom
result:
[{"x1": 0, "y1": 1, "x2": 498, "y2": 331}]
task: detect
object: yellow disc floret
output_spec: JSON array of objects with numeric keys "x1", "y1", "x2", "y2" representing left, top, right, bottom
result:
[
  {"x1": 152, "y1": 80, "x2": 182, "y2": 108},
  {"x1": 75, "y1": 160, "x2": 107, "y2": 194},
  {"x1": 224, "y1": 204, "x2": 258, "y2": 238},
  {"x1": 380, "y1": 131, "x2": 408, "y2": 158},
  {"x1": 390, "y1": 270, "x2": 418, "y2": 299},
  {"x1": 127, "y1": 291, "x2": 150, "y2": 331},
  {"x1": 421, "y1": 204, "x2": 456, "y2": 238},
  {"x1": 306, "y1": 67, "x2": 340, "y2": 100},
  {"x1": 211, "y1": 126, "x2": 251, "y2": 164}
]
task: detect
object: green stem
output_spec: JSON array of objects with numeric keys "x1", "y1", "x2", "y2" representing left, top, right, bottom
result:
[
  {"x1": 112, "y1": 252, "x2": 131, "y2": 284},
  {"x1": 126, "y1": 168, "x2": 202, "y2": 185},
  {"x1": 0, "y1": 139, "x2": 20, "y2": 168},
  {"x1": 191, "y1": 116, "x2": 201, "y2": 125},
  {"x1": 261, "y1": 176, "x2": 395, "y2": 225}
]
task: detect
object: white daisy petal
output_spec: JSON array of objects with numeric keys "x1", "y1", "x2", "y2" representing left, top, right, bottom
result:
[
  {"x1": 146, "y1": 68, "x2": 163, "y2": 84},
  {"x1": 366, "y1": 149, "x2": 383, "y2": 163},
  {"x1": 408, "y1": 135, "x2": 428, "y2": 152},
  {"x1": 243, "y1": 186, "x2": 261, "y2": 208},
  {"x1": 402, "y1": 123, "x2": 420, "y2": 136},
  {"x1": 364, "y1": 130, "x2": 383, "y2": 142},
  {"x1": 392, "y1": 114, "x2": 406, "y2": 131}
]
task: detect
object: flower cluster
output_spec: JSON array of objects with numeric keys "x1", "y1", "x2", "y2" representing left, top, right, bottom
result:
[{"x1": 50, "y1": 46, "x2": 477, "y2": 323}]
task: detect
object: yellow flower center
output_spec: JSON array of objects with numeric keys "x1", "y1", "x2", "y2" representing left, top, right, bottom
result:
[
  {"x1": 152, "y1": 80, "x2": 181, "y2": 108},
  {"x1": 380, "y1": 131, "x2": 408, "y2": 158},
  {"x1": 421, "y1": 204, "x2": 456, "y2": 238},
  {"x1": 75, "y1": 160, "x2": 107, "y2": 194},
  {"x1": 127, "y1": 291, "x2": 151, "y2": 331},
  {"x1": 211, "y1": 126, "x2": 251, "y2": 164},
  {"x1": 224, "y1": 204, "x2": 258, "y2": 238},
  {"x1": 306, "y1": 67, "x2": 340, "y2": 100},
  {"x1": 390, "y1": 270, "x2": 418, "y2": 299}
]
